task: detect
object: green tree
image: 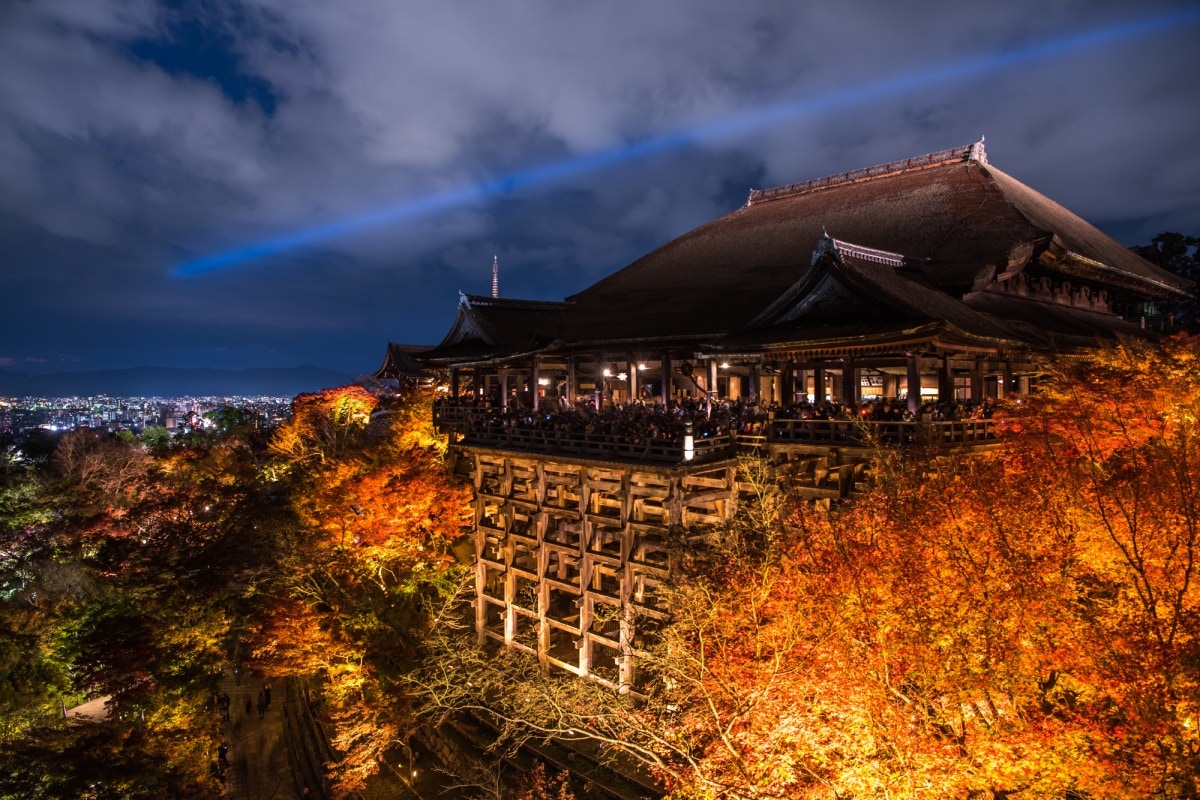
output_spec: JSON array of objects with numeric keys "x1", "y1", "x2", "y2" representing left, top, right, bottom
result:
[
  {"x1": 1133, "y1": 231, "x2": 1199, "y2": 329},
  {"x1": 0, "y1": 421, "x2": 287, "y2": 799},
  {"x1": 139, "y1": 425, "x2": 171, "y2": 450}
]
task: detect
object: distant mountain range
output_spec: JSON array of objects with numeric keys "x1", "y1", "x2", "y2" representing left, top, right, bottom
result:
[{"x1": 0, "y1": 366, "x2": 359, "y2": 398}]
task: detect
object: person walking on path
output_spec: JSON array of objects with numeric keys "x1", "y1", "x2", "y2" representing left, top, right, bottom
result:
[
  {"x1": 263, "y1": 684, "x2": 272, "y2": 708},
  {"x1": 216, "y1": 740, "x2": 229, "y2": 782},
  {"x1": 257, "y1": 691, "x2": 268, "y2": 720}
]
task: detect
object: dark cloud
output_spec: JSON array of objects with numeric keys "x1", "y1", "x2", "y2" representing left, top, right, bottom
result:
[{"x1": 1, "y1": 0, "x2": 1198, "y2": 374}]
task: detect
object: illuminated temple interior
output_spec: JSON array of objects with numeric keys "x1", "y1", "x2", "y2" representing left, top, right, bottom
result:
[{"x1": 379, "y1": 140, "x2": 1190, "y2": 689}]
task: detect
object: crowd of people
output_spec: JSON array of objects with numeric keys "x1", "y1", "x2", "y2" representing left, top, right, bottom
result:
[{"x1": 435, "y1": 394, "x2": 998, "y2": 444}]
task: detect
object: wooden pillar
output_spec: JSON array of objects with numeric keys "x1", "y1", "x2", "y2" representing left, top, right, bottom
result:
[
  {"x1": 906, "y1": 353, "x2": 921, "y2": 415},
  {"x1": 813, "y1": 366, "x2": 826, "y2": 402},
  {"x1": 537, "y1": 522, "x2": 550, "y2": 661},
  {"x1": 566, "y1": 357, "x2": 575, "y2": 407},
  {"x1": 782, "y1": 361, "x2": 795, "y2": 404},
  {"x1": 938, "y1": 355, "x2": 953, "y2": 403},
  {"x1": 503, "y1": 517, "x2": 516, "y2": 646},
  {"x1": 661, "y1": 353, "x2": 672, "y2": 406},
  {"x1": 594, "y1": 359, "x2": 603, "y2": 410},
  {"x1": 450, "y1": 367, "x2": 460, "y2": 400},
  {"x1": 707, "y1": 359, "x2": 717, "y2": 417},
  {"x1": 970, "y1": 359, "x2": 984, "y2": 402},
  {"x1": 842, "y1": 360, "x2": 858, "y2": 406},
  {"x1": 531, "y1": 356, "x2": 540, "y2": 412},
  {"x1": 474, "y1": 493, "x2": 487, "y2": 644},
  {"x1": 500, "y1": 367, "x2": 509, "y2": 411},
  {"x1": 628, "y1": 354, "x2": 638, "y2": 403},
  {"x1": 1002, "y1": 362, "x2": 1015, "y2": 398}
]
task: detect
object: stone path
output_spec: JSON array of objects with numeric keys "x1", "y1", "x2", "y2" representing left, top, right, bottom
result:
[{"x1": 215, "y1": 669, "x2": 300, "y2": 800}]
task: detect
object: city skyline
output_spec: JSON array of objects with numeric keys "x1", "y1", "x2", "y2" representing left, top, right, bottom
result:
[{"x1": 2, "y1": 1, "x2": 1199, "y2": 376}]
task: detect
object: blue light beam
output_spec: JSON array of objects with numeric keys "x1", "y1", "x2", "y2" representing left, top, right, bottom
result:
[{"x1": 172, "y1": 6, "x2": 1200, "y2": 277}]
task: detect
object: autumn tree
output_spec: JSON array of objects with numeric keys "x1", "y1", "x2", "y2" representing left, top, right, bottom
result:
[
  {"x1": 418, "y1": 336, "x2": 1200, "y2": 800},
  {"x1": 248, "y1": 386, "x2": 471, "y2": 796},
  {"x1": 0, "y1": 420, "x2": 288, "y2": 799},
  {"x1": 413, "y1": 455, "x2": 818, "y2": 798},
  {"x1": 994, "y1": 334, "x2": 1200, "y2": 794},
  {"x1": 0, "y1": 444, "x2": 70, "y2": 744}
]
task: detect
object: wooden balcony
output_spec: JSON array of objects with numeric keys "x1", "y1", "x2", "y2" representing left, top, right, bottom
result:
[
  {"x1": 433, "y1": 404, "x2": 997, "y2": 465},
  {"x1": 460, "y1": 423, "x2": 735, "y2": 465}
]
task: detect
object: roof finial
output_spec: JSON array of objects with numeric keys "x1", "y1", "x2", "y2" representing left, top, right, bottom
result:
[
  {"x1": 491, "y1": 255, "x2": 499, "y2": 298},
  {"x1": 812, "y1": 227, "x2": 841, "y2": 265},
  {"x1": 969, "y1": 136, "x2": 988, "y2": 165}
]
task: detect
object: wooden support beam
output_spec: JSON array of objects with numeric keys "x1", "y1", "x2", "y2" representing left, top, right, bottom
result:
[
  {"x1": 627, "y1": 353, "x2": 638, "y2": 403},
  {"x1": 938, "y1": 355, "x2": 953, "y2": 403},
  {"x1": 906, "y1": 353, "x2": 921, "y2": 415},
  {"x1": 531, "y1": 356, "x2": 541, "y2": 412},
  {"x1": 660, "y1": 352, "x2": 672, "y2": 406},
  {"x1": 566, "y1": 357, "x2": 575, "y2": 407},
  {"x1": 707, "y1": 358, "x2": 717, "y2": 417},
  {"x1": 842, "y1": 360, "x2": 858, "y2": 406}
]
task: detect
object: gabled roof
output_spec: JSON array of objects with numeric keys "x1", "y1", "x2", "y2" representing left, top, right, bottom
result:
[
  {"x1": 965, "y1": 290, "x2": 1151, "y2": 351},
  {"x1": 984, "y1": 167, "x2": 1191, "y2": 297},
  {"x1": 421, "y1": 294, "x2": 568, "y2": 365},
  {"x1": 562, "y1": 141, "x2": 1186, "y2": 344},
  {"x1": 374, "y1": 342, "x2": 432, "y2": 379},
  {"x1": 714, "y1": 234, "x2": 1023, "y2": 354}
]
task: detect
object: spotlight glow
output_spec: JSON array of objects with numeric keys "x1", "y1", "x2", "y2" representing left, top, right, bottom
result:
[{"x1": 171, "y1": 8, "x2": 1200, "y2": 277}]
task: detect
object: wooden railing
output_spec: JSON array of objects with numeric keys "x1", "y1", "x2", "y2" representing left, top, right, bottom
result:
[
  {"x1": 768, "y1": 418, "x2": 996, "y2": 446},
  {"x1": 462, "y1": 424, "x2": 734, "y2": 465},
  {"x1": 433, "y1": 405, "x2": 997, "y2": 464},
  {"x1": 432, "y1": 403, "x2": 477, "y2": 428},
  {"x1": 769, "y1": 418, "x2": 908, "y2": 444}
]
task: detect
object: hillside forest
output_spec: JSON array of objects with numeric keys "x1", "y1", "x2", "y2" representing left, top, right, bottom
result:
[{"x1": 0, "y1": 335, "x2": 1198, "y2": 799}]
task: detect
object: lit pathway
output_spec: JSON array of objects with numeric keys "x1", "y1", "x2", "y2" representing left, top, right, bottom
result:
[{"x1": 216, "y1": 669, "x2": 300, "y2": 800}]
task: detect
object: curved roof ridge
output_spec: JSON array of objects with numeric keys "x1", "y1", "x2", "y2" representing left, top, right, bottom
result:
[
  {"x1": 461, "y1": 293, "x2": 570, "y2": 310},
  {"x1": 748, "y1": 139, "x2": 987, "y2": 205},
  {"x1": 816, "y1": 231, "x2": 909, "y2": 267}
]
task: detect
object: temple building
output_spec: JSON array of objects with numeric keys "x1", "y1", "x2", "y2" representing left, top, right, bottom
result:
[{"x1": 412, "y1": 140, "x2": 1191, "y2": 690}]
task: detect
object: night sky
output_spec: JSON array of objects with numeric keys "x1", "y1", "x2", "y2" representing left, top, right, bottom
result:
[{"x1": 2, "y1": 1, "x2": 1198, "y2": 376}]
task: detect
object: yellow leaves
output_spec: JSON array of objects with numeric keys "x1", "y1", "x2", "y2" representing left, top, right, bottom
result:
[
  {"x1": 271, "y1": 385, "x2": 380, "y2": 465},
  {"x1": 246, "y1": 387, "x2": 474, "y2": 794},
  {"x1": 649, "y1": 335, "x2": 1200, "y2": 796}
]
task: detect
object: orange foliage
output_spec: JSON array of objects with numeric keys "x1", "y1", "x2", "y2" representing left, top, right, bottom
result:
[
  {"x1": 271, "y1": 385, "x2": 378, "y2": 465},
  {"x1": 249, "y1": 386, "x2": 471, "y2": 796},
  {"x1": 646, "y1": 337, "x2": 1200, "y2": 799}
]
